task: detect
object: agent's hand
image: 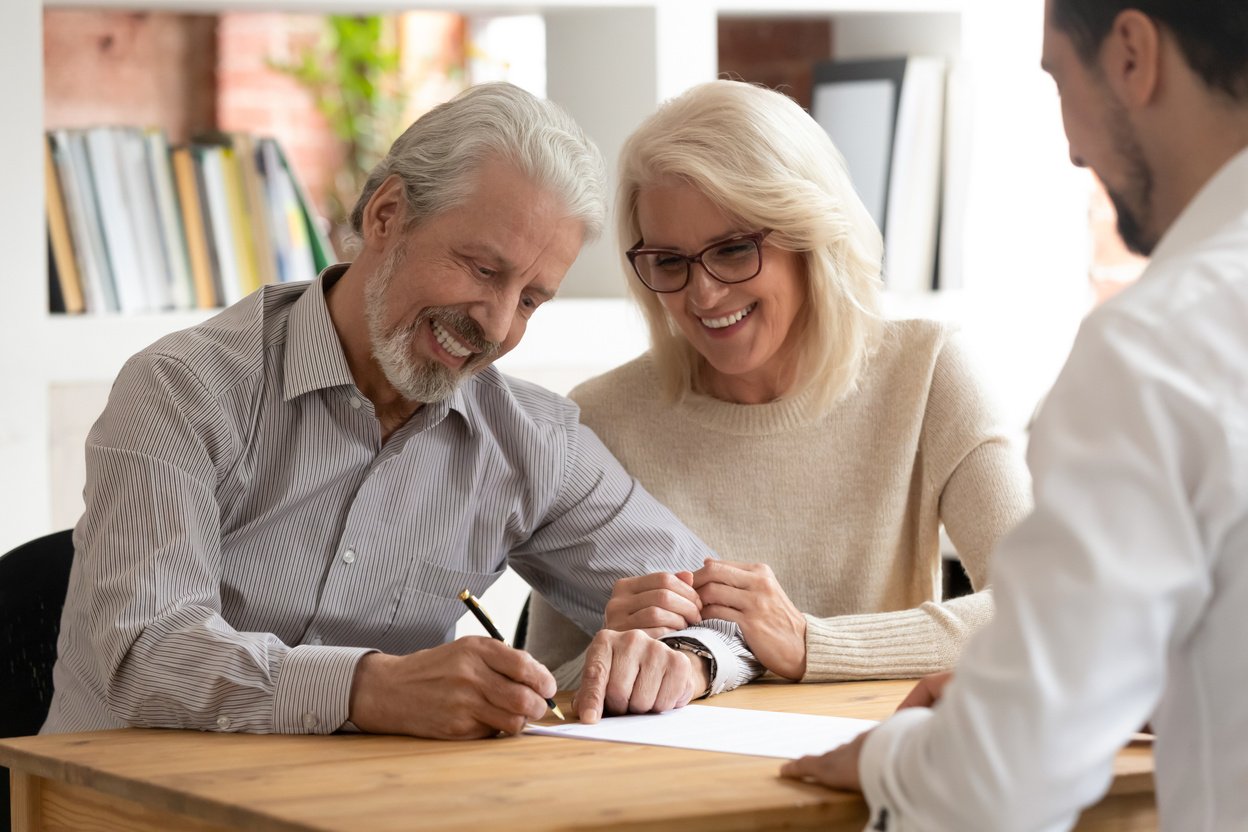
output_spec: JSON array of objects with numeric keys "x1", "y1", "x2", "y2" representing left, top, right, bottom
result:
[
  {"x1": 896, "y1": 671, "x2": 955, "y2": 711},
  {"x1": 691, "y1": 559, "x2": 807, "y2": 680},
  {"x1": 604, "y1": 571, "x2": 702, "y2": 636},
  {"x1": 347, "y1": 637, "x2": 556, "y2": 739},
  {"x1": 779, "y1": 728, "x2": 871, "y2": 791},
  {"x1": 571, "y1": 630, "x2": 707, "y2": 723}
]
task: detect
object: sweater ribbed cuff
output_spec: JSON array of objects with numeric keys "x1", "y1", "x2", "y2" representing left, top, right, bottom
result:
[{"x1": 802, "y1": 609, "x2": 958, "y2": 682}]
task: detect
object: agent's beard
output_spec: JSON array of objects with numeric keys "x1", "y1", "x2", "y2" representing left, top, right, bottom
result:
[
  {"x1": 1102, "y1": 98, "x2": 1158, "y2": 257},
  {"x1": 364, "y1": 243, "x2": 500, "y2": 403}
]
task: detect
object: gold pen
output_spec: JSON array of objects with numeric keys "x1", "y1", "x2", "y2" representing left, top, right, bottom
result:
[{"x1": 459, "y1": 589, "x2": 565, "y2": 720}]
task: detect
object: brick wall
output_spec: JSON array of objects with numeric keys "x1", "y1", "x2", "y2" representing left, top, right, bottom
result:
[
  {"x1": 44, "y1": 10, "x2": 465, "y2": 256},
  {"x1": 44, "y1": 10, "x2": 217, "y2": 143},
  {"x1": 218, "y1": 12, "x2": 464, "y2": 244},
  {"x1": 215, "y1": 12, "x2": 341, "y2": 224},
  {"x1": 718, "y1": 17, "x2": 834, "y2": 110}
]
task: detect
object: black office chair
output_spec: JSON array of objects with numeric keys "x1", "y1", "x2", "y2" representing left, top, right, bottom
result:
[
  {"x1": 0, "y1": 529, "x2": 74, "y2": 832},
  {"x1": 512, "y1": 593, "x2": 531, "y2": 651},
  {"x1": 943, "y1": 557, "x2": 973, "y2": 601}
]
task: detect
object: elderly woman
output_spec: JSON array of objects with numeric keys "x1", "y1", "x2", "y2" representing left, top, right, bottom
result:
[{"x1": 527, "y1": 80, "x2": 1031, "y2": 684}]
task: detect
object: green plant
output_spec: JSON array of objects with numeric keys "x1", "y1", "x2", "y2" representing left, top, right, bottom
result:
[{"x1": 272, "y1": 15, "x2": 407, "y2": 232}]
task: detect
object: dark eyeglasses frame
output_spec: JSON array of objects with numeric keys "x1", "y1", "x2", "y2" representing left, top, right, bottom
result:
[{"x1": 625, "y1": 230, "x2": 772, "y2": 293}]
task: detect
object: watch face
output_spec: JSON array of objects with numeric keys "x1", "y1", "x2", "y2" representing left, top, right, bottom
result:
[{"x1": 666, "y1": 639, "x2": 716, "y2": 698}]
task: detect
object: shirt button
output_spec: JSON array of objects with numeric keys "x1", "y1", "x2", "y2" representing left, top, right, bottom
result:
[
  {"x1": 303, "y1": 713, "x2": 320, "y2": 730},
  {"x1": 309, "y1": 635, "x2": 323, "y2": 646},
  {"x1": 342, "y1": 549, "x2": 356, "y2": 564},
  {"x1": 349, "y1": 396, "x2": 362, "y2": 409},
  {"x1": 216, "y1": 715, "x2": 232, "y2": 730}
]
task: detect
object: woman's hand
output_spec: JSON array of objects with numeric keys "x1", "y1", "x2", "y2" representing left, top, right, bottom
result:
[
  {"x1": 691, "y1": 559, "x2": 807, "y2": 680},
  {"x1": 604, "y1": 571, "x2": 702, "y2": 636}
]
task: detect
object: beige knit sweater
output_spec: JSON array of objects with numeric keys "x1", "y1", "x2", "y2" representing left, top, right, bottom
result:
[{"x1": 526, "y1": 319, "x2": 1033, "y2": 681}]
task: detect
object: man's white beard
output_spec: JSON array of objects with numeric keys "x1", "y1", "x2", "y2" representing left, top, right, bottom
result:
[{"x1": 364, "y1": 245, "x2": 496, "y2": 403}]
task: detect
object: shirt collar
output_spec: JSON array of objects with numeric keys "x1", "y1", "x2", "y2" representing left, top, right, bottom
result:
[
  {"x1": 283, "y1": 264, "x2": 357, "y2": 402},
  {"x1": 282, "y1": 263, "x2": 476, "y2": 435},
  {"x1": 1148, "y1": 145, "x2": 1248, "y2": 271}
]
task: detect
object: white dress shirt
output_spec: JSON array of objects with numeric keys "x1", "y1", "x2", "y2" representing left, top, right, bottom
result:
[{"x1": 857, "y1": 147, "x2": 1248, "y2": 831}]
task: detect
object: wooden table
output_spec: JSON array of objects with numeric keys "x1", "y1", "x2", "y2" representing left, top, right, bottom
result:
[{"x1": 2, "y1": 680, "x2": 1154, "y2": 831}]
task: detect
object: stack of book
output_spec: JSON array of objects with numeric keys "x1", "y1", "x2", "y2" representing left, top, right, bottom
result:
[{"x1": 45, "y1": 128, "x2": 334, "y2": 315}]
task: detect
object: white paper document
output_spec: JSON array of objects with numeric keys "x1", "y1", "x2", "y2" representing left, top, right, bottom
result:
[{"x1": 525, "y1": 705, "x2": 877, "y2": 760}]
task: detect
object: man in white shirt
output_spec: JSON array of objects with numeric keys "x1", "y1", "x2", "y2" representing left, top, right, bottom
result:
[{"x1": 780, "y1": 0, "x2": 1248, "y2": 829}]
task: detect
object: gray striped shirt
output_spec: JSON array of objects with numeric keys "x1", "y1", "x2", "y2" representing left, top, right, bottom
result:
[{"x1": 43, "y1": 268, "x2": 759, "y2": 736}]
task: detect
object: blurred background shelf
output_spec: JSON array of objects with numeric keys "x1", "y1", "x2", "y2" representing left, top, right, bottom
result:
[{"x1": 4, "y1": 0, "x2": 1100, "y2": 572}]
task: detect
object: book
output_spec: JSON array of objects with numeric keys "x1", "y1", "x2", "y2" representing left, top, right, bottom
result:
[
  {"x1": 232, "y1": 133, "x2": 279, "y2": 288},
  {"x1": 812, "y1": 58, "x2": 907, "y2": 233},
  {"x1": 145, "y1": 130, "x2": 196, "y2": 310},
  {"x1": 936, "y1": 61, "x2": 972, "y2": 291},
  {"x1": 882, "y1": 56, "x2": 946, "y2": 294},
  {"x1": 170, "y1": 146, "x2": 220, "y2": 309},
  {"x1": 258, "y1": 138, "x2": 318, "y2": 285},
  {"x1": 44, "y1": 128, "x2": 330, "y2": 312},
  {"x1": 220, "y1": 143, "x2": 263, "y2": 297},
  {"x1": 272, "y1": 140, "x2": 334, "y2": 273},
  {"x1": 114, "y1": 127, "x2": 173, "y2": 311},
  {"x1": 55, "y1": 130, "x2": 119, "y2": 313},
  {"x1": 47, "y1": 236, "x2": 67, "y2": 314},
  {"x1": 83, "y1": 127, "x2": 149, "y2": 312},
  {"x1": 812, "y1": 56, "x2": 947, "y2": 293},
  {"x1": 196, "y1": 144, "x2": 244, "y2": 306},
  {"x1": 44, "y1": 137, "x2": 85, "y2": 314}
]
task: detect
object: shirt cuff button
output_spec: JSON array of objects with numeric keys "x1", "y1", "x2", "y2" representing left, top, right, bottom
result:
[
  {"x1": 302, "y1": 713, "x2": 320, "y2": 730},
  {"x1": 216, "y1": 715, "x2": 232, "y2": 730}
]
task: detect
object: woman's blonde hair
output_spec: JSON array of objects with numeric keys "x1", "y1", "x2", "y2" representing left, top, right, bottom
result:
[{"x1": 618, "y1": 80, "x2": 884, "y2": 413}]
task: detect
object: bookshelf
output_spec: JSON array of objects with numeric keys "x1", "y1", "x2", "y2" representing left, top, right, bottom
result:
[{"x1": 3, "y1": 0, "x2": 1089, "y2": 557}]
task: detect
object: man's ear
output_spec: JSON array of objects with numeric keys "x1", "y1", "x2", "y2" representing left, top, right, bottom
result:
[
  {"x1": 1100, "y1": 10, "x2": 1162, "y2": 109},
  {"x1": 360, "y1": 175, "x2": 407, "y2": 252}
]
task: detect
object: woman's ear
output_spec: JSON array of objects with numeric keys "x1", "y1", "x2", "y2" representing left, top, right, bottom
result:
[{"x1": 359, "y1": 175, "x2": 407, "y2": 252}]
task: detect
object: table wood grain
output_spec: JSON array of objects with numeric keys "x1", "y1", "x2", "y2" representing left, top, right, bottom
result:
[{"x1": 2, "y1": 680, "x2": 1154, "y2": 831}]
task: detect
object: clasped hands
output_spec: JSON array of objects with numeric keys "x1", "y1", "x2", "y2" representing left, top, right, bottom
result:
[{"x1": 606, "y1": 559, "x2": 809, "y2": 680}]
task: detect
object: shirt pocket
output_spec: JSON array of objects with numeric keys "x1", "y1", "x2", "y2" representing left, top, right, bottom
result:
[{"x1": 378, "y1": 559, "x2": 506, "y2": 654}]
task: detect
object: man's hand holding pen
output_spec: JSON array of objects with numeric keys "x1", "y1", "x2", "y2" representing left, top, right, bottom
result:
[
  {"x1": 348, "y1": 639, "x2": 557, "y2": 739},
  {"x1": 348, "y1": 586, "x2": 710, "y2": 740}
]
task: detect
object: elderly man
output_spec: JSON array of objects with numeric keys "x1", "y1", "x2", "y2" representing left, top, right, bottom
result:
[
  {"x1": 44, "y1": 82, "x2": 759, "y2": 740},
  {"x1": 782, "y1": 0, "x2": 1248, "y2": 829}
]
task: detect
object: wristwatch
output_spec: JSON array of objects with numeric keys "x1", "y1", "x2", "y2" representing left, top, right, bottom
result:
[{"x1": 663, "y1": 637, "x2": 716, "y2": 699}]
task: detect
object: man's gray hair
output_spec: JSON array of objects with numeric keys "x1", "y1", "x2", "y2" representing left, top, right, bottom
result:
[{"x1": 350, "y1": 82, "x2": 607, "y2": 241}]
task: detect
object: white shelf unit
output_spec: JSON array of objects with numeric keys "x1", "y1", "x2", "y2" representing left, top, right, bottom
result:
[{"x1": 3, "y1": 0, "x2": 1089, "y2": 554}]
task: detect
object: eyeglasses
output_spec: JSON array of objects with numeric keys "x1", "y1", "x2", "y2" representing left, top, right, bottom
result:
[{"x1": 626, "y1": 230, "x2": 771, "y2": 293}]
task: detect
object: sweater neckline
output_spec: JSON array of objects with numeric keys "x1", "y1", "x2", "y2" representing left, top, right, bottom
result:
[{"x1": 675, "y1": 385, "x2": 826, "y2": 435}]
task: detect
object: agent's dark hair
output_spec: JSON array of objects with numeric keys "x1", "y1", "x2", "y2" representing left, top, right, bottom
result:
[{"x1": 1052, "y1": 0, "x2": 1248, "y2": 101}]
